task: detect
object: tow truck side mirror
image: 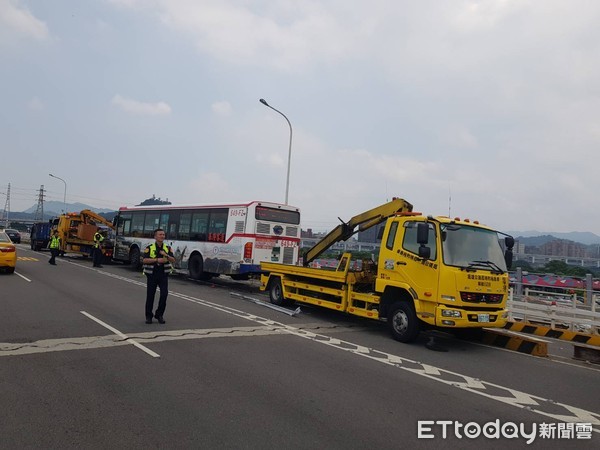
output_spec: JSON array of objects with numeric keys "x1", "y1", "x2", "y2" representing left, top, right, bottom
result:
[
  {"x1": 418, "y1": 245, "x2": 431, "y2": 259},
  {"x1": 417, "y1": 222, "x2": 431, "y2": 259},
  {"x1": 504, "y1": 236, "x2": 514, "y2": 270},
  {"x1": 505, "y1": 236, "x2": 514, "y2": 249},
  {"x1": 417, "y1": 222, "x2": 429, "y2": 244}
]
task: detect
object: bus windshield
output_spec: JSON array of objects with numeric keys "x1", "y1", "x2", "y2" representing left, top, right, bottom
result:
[{"x1": 441, "y1": 225, "x2": 507, "y2": 272}]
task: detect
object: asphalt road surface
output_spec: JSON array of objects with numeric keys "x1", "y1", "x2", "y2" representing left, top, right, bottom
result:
[{"x1": 1, "y1": 245, "x2": 599, "y2": 449}]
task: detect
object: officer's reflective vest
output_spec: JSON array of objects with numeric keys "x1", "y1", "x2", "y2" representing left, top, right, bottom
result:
[
  {"x1": 93, "y1": 232, "x2": 104, "y2": 248},
  {"x1": 49, "y1": 236, "x2": 60, "y2": 249},
  {"x1": 142, "y1": 243, "x2": 172, "y2": 275}
]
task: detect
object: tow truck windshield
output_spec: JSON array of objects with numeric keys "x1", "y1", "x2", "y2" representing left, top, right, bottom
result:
[{"x1": 441, "y1": 224, "x2": 507, "y2": 272}]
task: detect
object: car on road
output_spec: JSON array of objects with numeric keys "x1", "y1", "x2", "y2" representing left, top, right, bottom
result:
[
  {"x1": 3, "y1": 228, "x2": 21, "y2": 244},
  {"x1": 0, "y1": 231, "x2": 17, "y2": 274}
]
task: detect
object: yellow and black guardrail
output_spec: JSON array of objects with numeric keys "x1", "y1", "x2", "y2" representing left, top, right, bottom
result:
[
  {"x1": 480, "y1": 328, "x2": 548, "y2": 357},
  {"x1": 504, "y1": 321, "x2": 600, "y2": 347}
]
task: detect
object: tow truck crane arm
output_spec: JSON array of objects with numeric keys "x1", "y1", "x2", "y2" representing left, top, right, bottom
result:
[
  {"x1": 303, "y1": 197, "x2": 413, "y2": 266},
  {"x1": 80, "y1": 209, "x2": 115, "y2": 229}
]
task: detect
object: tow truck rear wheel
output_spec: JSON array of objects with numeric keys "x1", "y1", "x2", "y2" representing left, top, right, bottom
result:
[
  {"x1": 388, "y1": 301, "x2": 419, "y2": 343},
  {"x1": 269, "y1": 278, "x2": 288, "y2": 306}
]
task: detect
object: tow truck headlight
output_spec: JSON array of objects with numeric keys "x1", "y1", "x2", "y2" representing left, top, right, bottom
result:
[
  {"x1": 441, "y1": 309, "x2": 462, "y2": 318},
  {"x1": 441, "y1": 295, "x2": 456, "y2": 302}
]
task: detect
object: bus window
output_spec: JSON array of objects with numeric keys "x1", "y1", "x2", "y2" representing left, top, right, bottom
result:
[
  {"x1": 208, "y1": 209, "x2": 228, "y2": 242},
  {"x1": 159, "y1": 212, "x2": 169, "y2": 232},
  {"x1": 131, "y1": 212, "x2": 145, "y2": 237},
  {"x1": 179, "y1": 213, "x2": 191, "y2": 240},
  {"x1": 191, "y1": 210, "x2": 209, "y2": 241},
  {"x1": 144, "y1": 212, "x2": 160, "y2": 238},
  {"x1": 167, "y1": 211, "x2": 179, "y2": 240}
]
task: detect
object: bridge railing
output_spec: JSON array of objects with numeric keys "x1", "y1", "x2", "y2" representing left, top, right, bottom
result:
[{"x1": 507, "y1": 286, "x2": 600, "y2": 336}]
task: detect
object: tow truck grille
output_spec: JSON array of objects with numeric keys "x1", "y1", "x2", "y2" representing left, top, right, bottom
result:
[{"x1": 460, "y1": 292, "x2": 503, "y2": 304}]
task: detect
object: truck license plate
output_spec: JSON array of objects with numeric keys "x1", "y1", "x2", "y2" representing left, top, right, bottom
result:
[{"x1": 478, "y1": 313, "x2": 490, "y2": 323}]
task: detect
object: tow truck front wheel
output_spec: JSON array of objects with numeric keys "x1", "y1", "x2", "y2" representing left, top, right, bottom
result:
[
  {"x1": 269, "y1": 278, "x2": 288, "y2": 306},
  {"x1": 388, "y1": 302, "x2": 419, "y2": 343}
]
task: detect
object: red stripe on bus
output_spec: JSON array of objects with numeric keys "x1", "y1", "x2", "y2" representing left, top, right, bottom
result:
[{"x1": 225, "y1": 233, "x2": 300, "y2": 244}]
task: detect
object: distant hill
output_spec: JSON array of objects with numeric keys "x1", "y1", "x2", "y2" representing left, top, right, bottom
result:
[
  {"x1": 504, "y1": 230, "x2": 600, "y2": 246},
  {"x1": 4, "y1": 201, "x2": 116, "y2": 222},
  {"x1": 22, "y1": 201, "x2": 114, "y2": 216}
]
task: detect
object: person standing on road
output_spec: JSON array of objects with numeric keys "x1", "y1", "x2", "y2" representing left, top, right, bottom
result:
[
  {"x1": 142, "y1": 228, "x2": 175, "y2": 324},
  {"x1": 48, "y1": 230, "x2": 61, "y2": 265},
  {"x1": 93, "y1": 230, "x2": 104, "y2": 268}
]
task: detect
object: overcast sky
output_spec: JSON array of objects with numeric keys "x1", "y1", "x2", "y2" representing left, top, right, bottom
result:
[{"x1": 1, "y1": 0, "x2": 599, "y2": 234}]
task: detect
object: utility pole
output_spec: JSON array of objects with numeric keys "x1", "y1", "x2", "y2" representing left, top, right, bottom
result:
[
  {"x1": 34, "y1": 185, "x2": 46, "y2": 222},
  {"x1": 259, "y1": 98, "x2": 293, "y2": 205},
  {"x1": 1, "y1": 183, "x2": 10, "y2": 228}
]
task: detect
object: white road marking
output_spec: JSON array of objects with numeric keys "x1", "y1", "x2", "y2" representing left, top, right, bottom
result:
[
  {"x1": 0, "y1": 326, "x2": 284, "y2": 356},
  {"x1": 43, "y1": 262, "x2": 600, "y2": 430},
  {"x1": 14, "y1": 271, "x2": 31, "y2": 282},
  {"x1": 80, "y1": 311, "x2": 160, "y2": 358}
]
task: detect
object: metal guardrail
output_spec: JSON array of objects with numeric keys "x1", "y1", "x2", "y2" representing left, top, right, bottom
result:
[{"x1": 508, "y1": 287, "x2": 600, "y2": 335}]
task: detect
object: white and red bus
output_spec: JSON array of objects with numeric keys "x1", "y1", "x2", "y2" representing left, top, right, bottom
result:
[{"x1": 112, "y1": 201, "x2": 301, "y2": 280}]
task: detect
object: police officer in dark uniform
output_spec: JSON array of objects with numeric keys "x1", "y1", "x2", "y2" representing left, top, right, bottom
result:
[
  {"x1": 93, "y1": 230, "x2": 104, "y2": 268},
  {"x1": 48, "y1": 230, "x2": 61, "y2": 265},
  {"x1": 142, "y1": 228, "x2": 175, "y2": 324}
]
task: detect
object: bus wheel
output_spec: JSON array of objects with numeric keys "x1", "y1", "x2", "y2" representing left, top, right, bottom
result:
[
  {"x1": 388, "y1": 301, "x2": 419, "y2": 343},
  {"x1": 189, "y1": 254, "x2": 205, "y2": 280},
  {"x1": 130, "y1": 247, "x2": 141, "y2": 269},
  {"x1": 269, "y1": 278, "x2": 287, "y2": 306}
]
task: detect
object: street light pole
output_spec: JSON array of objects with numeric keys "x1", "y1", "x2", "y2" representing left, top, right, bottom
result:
[
  {"x1": 49, "y1": 173, "x2": 67, "y2": 214},
  {"x1": 259, "y1": 98, "x2": 293, "y2": 205}
]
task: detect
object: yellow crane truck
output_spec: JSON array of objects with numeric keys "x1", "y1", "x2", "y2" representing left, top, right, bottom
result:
[
  {"x1": 51, "y1": 209, "x2": 115, "y2": 260},
  {"x1": 260, "y1": 198, "x2": 514, "y2": 342}
]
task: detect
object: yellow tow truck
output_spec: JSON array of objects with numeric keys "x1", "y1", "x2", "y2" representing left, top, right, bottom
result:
[
  {"x1": 260, "y1": 198, "x2": 514, "y2": 342},
  {"x1": 52, "y1": 209, "x2": 115, "y2": 260}
]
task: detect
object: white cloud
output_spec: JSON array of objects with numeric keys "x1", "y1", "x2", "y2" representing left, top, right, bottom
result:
[
  {"x1": 187, "y1": 172, "x2": 232, "y2": 201},
  {"x1": 111, "y1": 95, "x2": 172, "y2": 116},
  {"x1": 440, "y1": 125, "x2": 479, "y2": 150},
  {"x1": 0, "y1": 0, "x2": 49, "y2": 41},
  {"x1": 453, "y1": 0, "x2": 526, "y2": 32},
  {"x1": 106, "y1": 0, "x2": 371, "y2": 71},
  {"x1": 7, "y1": 1, "x2": 600, "y2": 236},
  {"x1": 26, "y1": 96, "x2": 44, "y2": 111},
  {"x1": 255, "y1": 152, "x2": 284, "y2": 168},
  {"x1": 211, "y1": 100, "x2": 232, "y2": 117}
]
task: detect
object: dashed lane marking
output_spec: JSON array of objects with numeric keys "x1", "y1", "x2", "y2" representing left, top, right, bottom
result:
[
  {"x1": 14, "y1": 271, "x2": 31, "y2": 282},
  {"x1": 52, "y1": 261, "x2": 600, "y2": 431}
]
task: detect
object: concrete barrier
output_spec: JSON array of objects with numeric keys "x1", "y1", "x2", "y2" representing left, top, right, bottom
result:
[
  {"x1": 504, "y1": 321, "x2": 600, "y2": 347},
  {"x1": 480, "y1": 328, "x2": 548, "y2": 357}
]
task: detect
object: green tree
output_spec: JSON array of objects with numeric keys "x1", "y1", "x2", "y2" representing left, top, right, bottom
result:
[
  {"x1": 566, "y1": 266, "x2": 588, "y2": 277},
  {"x1": 542, "y1": 260, "x2": 570, "y2": 275},
  {"x1": 513, "y1": 260, "x2": 534, "y2": 272},
  {"x1": 137, "y1": 195, "x2": 171, "y2": 206}
]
